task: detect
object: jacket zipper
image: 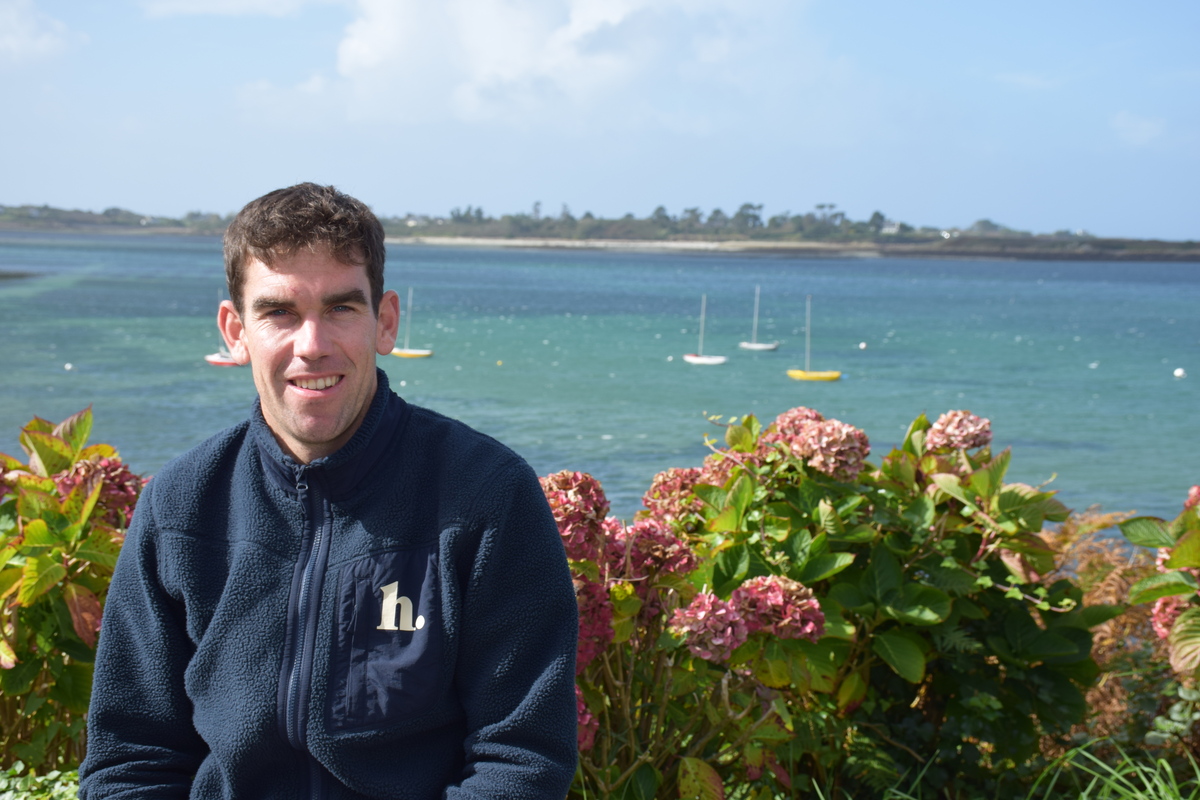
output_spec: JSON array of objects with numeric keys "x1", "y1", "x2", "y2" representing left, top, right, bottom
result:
[{"x1": 281, "y1": 469, "x2": 331, "y2": 798}]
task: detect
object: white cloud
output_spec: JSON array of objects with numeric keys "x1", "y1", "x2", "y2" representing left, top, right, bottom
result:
[
  {"x1": 1110, "y1": 110, "x2": 1165, "y2": 147},
  {"x1": 238, "y1": 0, "x2": 797, "y2": 129},
  {"x1": 0, "y1": 0, "x2": 78, "y2": 64}
]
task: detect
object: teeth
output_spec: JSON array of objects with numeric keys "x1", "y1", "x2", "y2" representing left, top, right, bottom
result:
[{"x1": 294, "y1": 376, "x2": 340, "y2": 390}]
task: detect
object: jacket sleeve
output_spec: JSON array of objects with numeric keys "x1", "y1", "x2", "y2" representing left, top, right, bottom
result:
[
  {"x1": 447, "y1": 460, "x2": 579, "y2": 800},
  {"x1": 78, "y1": 480, "x2": 208, "y2": 799}
]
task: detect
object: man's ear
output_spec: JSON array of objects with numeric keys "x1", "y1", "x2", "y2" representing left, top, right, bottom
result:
[
  {"x1": 217, "y1": 300, "x2": 252, "y2": 365},
  {"x1": 375, "y1": 290, "x2": 401, "y2": 355}
]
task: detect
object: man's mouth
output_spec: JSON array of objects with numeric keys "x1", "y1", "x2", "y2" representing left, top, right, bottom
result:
[{"x1": 292, "y1": 376, "x2": 342, "y2": 391}]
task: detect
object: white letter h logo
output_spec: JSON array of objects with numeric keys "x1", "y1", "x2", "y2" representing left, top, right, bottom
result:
[{"x1": 377, "y1": 581, "x2": 426, "y2": 631}]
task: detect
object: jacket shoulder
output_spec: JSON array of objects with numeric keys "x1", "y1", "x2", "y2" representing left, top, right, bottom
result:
[{"x1": 141, "y1": 421, "x2": 253, "y2": 529}]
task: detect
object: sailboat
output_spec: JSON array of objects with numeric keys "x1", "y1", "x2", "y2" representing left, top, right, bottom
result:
[
  {"x1": 683, "y1": 294, "x2": 727, "y2": 365},
  {"x1": 787, "y1": 295, "x2": 841, "y2": 381},
  {"x1": 738, "y1": 285, "x2": 779, "y2": 351},
  {"x1": 391, "y1": 287, "x2": 434, "y2": 358},
  {"x1": 204, "y1": 345, "x2": 239, "y2": 367}
]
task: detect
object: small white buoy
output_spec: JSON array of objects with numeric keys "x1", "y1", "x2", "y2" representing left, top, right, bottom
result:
[
  {"x1": 858, "y1": 342, "x2": 867, "y2": 350},
  {"x1": 1174, "y1": 367, "x2": 1187, "y2": 379},
  {"x1": 667, "y1": 355, "x2": 674, "y2": 362},
  {"x1": 63, "y1": 363, "x2": 73, "y2": 371},
  {"x1": 1088, "y1": 361, "x2": 1099, "y2": 369}
]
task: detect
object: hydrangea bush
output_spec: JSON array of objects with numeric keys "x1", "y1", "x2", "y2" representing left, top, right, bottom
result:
[
  {"x1": 0, "y1": 409, "x2": 144, "y2": 771},
  {"x1": 548, "y1": 407, "x2": 1111, "y2": 799},
  {"x1": 1121, "y1": 487, "x2": 1200, "y2": 676}
]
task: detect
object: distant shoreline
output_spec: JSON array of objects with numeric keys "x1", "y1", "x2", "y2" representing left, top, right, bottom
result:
[
  {"x1": 389, "y1": 235, "x2": 1200, "y2": 262},
  {"x1": 1, "y1": 226, "x2": 1196, "y2": 262}
]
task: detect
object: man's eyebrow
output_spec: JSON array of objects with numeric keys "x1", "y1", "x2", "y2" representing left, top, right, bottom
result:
[
  {"x1": 323, "y1": 289, "x2": 369, "y2": 307},
  {"x1": 249, "y1": 289, "x2": 369, "y2": 313}
]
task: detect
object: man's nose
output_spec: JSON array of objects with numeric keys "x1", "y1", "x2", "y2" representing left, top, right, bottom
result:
[{"x1": 293, "y1": 317, "x2": 331, "y2": 359}]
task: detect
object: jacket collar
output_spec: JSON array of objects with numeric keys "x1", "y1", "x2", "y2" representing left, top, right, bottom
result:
[{"x1": 252, "y1": 368, "x2": 408, "y2": 500}]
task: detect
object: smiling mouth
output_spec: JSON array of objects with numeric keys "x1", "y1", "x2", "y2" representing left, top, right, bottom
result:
[{"x1": 292, "y1": 376, "x2": 342, "y2": 391}]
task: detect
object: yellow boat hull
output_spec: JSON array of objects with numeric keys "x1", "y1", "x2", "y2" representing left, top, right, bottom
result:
[
  {"x1": 787, "y1": 369, "x2": 841, "y2": 381},
  {"x1": 391, "y1": 348, "x2": 433, "y2": 358}
]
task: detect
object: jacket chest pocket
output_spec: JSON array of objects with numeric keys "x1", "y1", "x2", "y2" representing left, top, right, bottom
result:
[{"x1": 328, "y1": 546, "x2": 444, "y2": 731}]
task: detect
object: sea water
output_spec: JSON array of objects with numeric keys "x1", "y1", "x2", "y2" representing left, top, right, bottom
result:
[{"x1": 1, "y1": 231, "x2": 1196, "y2": 520}]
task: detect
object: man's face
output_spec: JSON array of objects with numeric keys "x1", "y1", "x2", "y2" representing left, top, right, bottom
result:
[{"x1": 218, "y1": 247, "x2": 399, "y2": 463}]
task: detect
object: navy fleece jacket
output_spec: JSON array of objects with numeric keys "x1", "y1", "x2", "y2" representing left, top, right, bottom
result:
[{"x1": 79, "y1": 370, "x2": 579, "y2": 799}]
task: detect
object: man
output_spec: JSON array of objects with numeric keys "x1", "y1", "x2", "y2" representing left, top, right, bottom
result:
[{"x1": 79, "y1": 184, "x2": 579, "y2": 799}]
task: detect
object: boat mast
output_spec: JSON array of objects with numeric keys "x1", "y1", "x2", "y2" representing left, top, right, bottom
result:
[
  {"x1": 698, "y1": 294, "x2": 707, "y2": 356},
  {"x1": 804, "y1": 294, "x2": 812, "y2": 372},
  {"x1": 403, "y1": 286, "x2": 414, "y2": 350},
  {"x1": 751, "y1": 285, "x2": 761, "y2": 344}
]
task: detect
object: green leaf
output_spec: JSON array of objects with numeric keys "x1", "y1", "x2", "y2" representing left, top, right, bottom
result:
[
  {"x1": 863, "y1": 545, "x2": 902, "y2": 603},
  {"x1": 836, "y1": 669, "x2": 867, "y2": 711},
  {"x1": 725, "y1": 424, "x2": 755, "y2": 454},
  {"x1": 1079, "y1": 604, "x2": 1125, "y2": 629},
  {"x1": 47, "y1": 661, "x2": 93, "y2": 715},
  {"x1": 930, "y1": 473, "x2": 973, "y2": 507},
  {"x1": 75, "y1": 526, "x2": 122, "y2": 569},
  {"x1": 1129, "y1": 571, "x2": 1200, "y2": 606},
  {"x1": 902, "y1": 496, "x2": 934, "y2": 531},
  {"x1": 0, "y1": 639, "x2": 15, "y2": 670},
  {"x1": 619, "y1": 763, "x2": 661, "y2": 800},
  {"x1": 609, "y1": 581, "x2": 643, "y2": 618},
  {"x1": 17, "y1": 555, "x2": 66, "y2": 606},
  {"x1": 16, "y1": 487, "x2": 58, "y2": 525},
  {"x1": 1169, "y1": 608, "x2": 1200, "y2": 674},
  {"x1": 796, "y1": 552, "x2": 856, "y2": 584},
  {"x1": 833, "y1": 523, "x2": 877, "y2": 544},
  {"x1": 816, "y1": 499, "x2": 844, "y2": 538},
  {"x1": 884, "y1": 583, "x2": 952, "y2": 626},
  {"x1": 1119, "y1": 516, "x2": 1175, "y2": 548},
  {"x1": 0, "y1": 567, "x2": 20, "y2": 600},
  {"x1": 1167, "y1": 530, "x2": 1200, "y2": 570},
  {"x1": 873, "y1": 632, "x2": 925, "y2": 683},
  {"x1": 969, "y1": 448, "x2": 1011, "y2": 500},
  {"x1": 678, "y1": 757, "x2": 724, "y2": 800},
  {"x1": 900, "y1": 414, "x2": 931, "y2": 456},
  {"x1": 53, "y1": 406, "x2": 93, "y2": 457},
  {"x1": 712, "y1": 544, "x2": 751, "y2": 596},
  {"x1": 20, "y1": 431, "x2": 74, "y2": 477},
  {"x1": 21, "y1": 518, "x2": 63, "y2": 548}
]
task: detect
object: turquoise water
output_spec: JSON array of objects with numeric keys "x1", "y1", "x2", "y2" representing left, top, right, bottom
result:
[{"x1": 2, "y1": 232, "x2": 1197, "y2": 520}]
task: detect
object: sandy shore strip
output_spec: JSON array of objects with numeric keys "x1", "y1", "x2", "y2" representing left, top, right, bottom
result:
[{"x1": 387, "y1": 236, "x2": 882, "y2": 257}]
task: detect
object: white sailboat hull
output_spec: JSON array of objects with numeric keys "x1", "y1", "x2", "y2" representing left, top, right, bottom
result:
[
  {"x1": 738, "y1": 341, "x2": 778, "y2": 351},
  {"x1": 683, "y1": 353, "x2": 727, "y2": 365}
]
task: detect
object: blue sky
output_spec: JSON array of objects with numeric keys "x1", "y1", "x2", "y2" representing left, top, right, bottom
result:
[{"x1": 2, "y1": 0, "x2": 1196, "y2": 239}]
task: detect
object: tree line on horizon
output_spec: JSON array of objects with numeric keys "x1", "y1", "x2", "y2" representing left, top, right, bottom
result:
[{"x1": 0, "y1": 200, "x2": 1102, "y2": 244}]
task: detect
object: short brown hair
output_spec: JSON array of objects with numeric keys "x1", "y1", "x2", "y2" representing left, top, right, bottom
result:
[{"x1": 224, "y1": 183, "x2": 386, "y2": 314}]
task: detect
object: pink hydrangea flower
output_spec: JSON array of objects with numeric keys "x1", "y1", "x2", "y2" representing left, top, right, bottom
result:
[
  {"x1": 54, "y1": 456, "x2": 145, "y2": 528},
  {"x1": 926, "y1": 410, "x2": 992, "y2": 451},
  {"x1": 576, "y1": 685, "x2": 598, "y2": 751},
  {"x1": 1185, "y1": 485, "x2": 1200, "y2": 512},
  {"x1": 642, "y1": 466, "x2": 704, "y2": 521},
  {"x1": 731, "y1": 575, "x2": 825, "y2": 642},
  {"x1": 575, "y1": 577, "x2": 613, "y2": 674},
  {"x1": 540, "y1": 470, "x2": 610, "y2": 562},
  {"x1": 771, "y1": 406, "x2": 825, "y2": 437},
  {"x1": 670, "y1": 593, "x2": 748, "y2": 662},
  {"x1": 699, "y1": 449, "x2": 738, "y2": 489},
  {"x1": 789, "y1": 419, "x2": 871, "y2": 482},
  {"x1": 610, "y1": 518, "x2": 697, "y2": 580},
  {"x1": 1153, "y1": 594, "x2": 1190, "y2": 640}
]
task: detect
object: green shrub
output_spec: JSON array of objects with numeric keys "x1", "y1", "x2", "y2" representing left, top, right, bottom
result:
[
  {"x1": 547, "y1": 406, "x2": 1115, "y2": 799},
  {"x1": 0, "y1": 408, "x2": 141, "y2": 770},
  {"x1": 0, "y1": 762, "x2": 78, "y2": 800}
]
